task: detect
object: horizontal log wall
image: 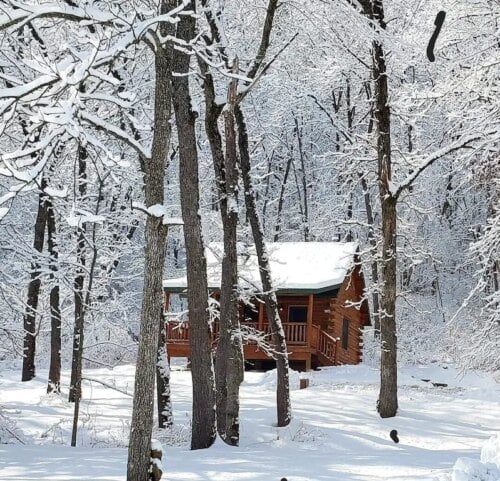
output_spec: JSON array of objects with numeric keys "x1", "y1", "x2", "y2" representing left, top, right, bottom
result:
[{"x1": 328, "y1": 265, "x2": 368, "y2": 365}]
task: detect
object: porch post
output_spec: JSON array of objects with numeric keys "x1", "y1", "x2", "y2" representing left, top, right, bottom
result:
[
  {"x1": 258, "y1": 299, "x2": 264, "y2": 331},
  {"x1": 164, "y1": 291, "x2": 170, "y2": 341},
  {"x1": 164, "y1": 292, "x2": 170, "y2": 312},
  {"x1": 307, "y1": 294, "x2": 314, "y2": 350}
]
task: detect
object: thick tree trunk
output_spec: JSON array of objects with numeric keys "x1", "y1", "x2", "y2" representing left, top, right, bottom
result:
[
  {"x1": 127, "y1": 2, "x2": 173, "y2": 478},
  {"x1": 217, "y1": 61, "x2": 244, "y2": 445},
  {"x1": 46, "y1": 196, "x2": 61, "y2": 394},
  {"x1": 198, "y1": 58, "x2": 230, "y2": 438},
  {"x1": 236, "y1": 105, "x2": 291, "y2": 427},
  {"x1": 371, "y1": 8, "x2": 398, "y2": 417},
  {"x1": 171, "y1": 2, "x2": 216, "y2": 451},
  {"x1": 378, "y1": 194, "x2": 398, "y2": 418},
  {"x1": 21, "y1": 183, "x2": 47, "y2": 382}
]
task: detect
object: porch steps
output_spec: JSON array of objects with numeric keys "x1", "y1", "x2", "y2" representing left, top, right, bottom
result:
[{"x1": 315, "y1": 329, "x2": 338, "y2": 366}]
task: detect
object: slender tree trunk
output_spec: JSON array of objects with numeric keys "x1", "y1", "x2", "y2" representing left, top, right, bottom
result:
[
  {"x1": 293, "y1": 116, "x2": 310, "y2": 241},
  {"x1": 71, "y1": 161, "x2": 102, "y2": 447},
  {"x1": 157, "y1": 310, "x2": 172, "y2": 429},
  {"x1": 362, "y1": 81, "x2": 381, "y2": 336},
  {"x1": 46, "y1": 196, "x2": 61, "y2": 394},
  {"x1": 236, "y1": 105, "x2": 291, "y2": 427},
  {"x1": 361, "y1": 176, "x2": 381, "y2": 335},
  {"x1": 21, "y1": 182, "x2": 47, "y2": 382},
  {"x1": 344, "y1": 78, "x2": 354, "y2": 242},
  {"x1": 273, "y1": 155, "x2": 293, "y2": 242},
  {"x1": 69, "y1": 145, "x2": 88, "y2": 404},
  {"x1": 171, "y1": 2, "x2": 216, "y2": 450},
  {"x1": 370, "y1": 2, "x2": 398, "y2": 418},
  {"x1": 127, "y1": 2, "x2": 174, "y2": 477}
]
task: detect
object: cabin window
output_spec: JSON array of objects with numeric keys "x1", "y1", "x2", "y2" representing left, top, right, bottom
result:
[
  {"x1": 288, "y1": 306, "x2": 308, "y2": 323},
  {"x1": 342, "y1": 318, "x2": 349, "y2": 350}
]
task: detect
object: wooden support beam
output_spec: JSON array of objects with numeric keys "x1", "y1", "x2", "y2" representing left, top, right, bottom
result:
[
  {"x1": 164, "y1": 292, "x2": 170, "y2": 313},
  {"x1": 258, "y1": 298, "x2": 264, "y2": 331},
  {"x1": 305, "y1": 356, "x2": 312, "y2": 371},
  {"x1": 307, "y1": 294, "x2": 313, "y2": 351}
]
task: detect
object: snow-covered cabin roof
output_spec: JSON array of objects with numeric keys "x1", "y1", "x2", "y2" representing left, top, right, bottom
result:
[{"x1": 163, "y1": 242, "x2": 359, "y2": 295}]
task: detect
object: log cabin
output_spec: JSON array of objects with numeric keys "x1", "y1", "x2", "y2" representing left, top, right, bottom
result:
[{"x1": 163, "y1": 242, "x2": 370, "y2": 370}]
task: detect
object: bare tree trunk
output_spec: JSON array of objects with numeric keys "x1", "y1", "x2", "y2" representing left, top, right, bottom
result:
[
  {"x1": 198, "y1": 56, "x2": 229, "y2": 438},
  {"x1": 171, "y1": 2, "x2": 216, "y2": 451},
  {"x1": 198, "y1": 50, "x2": 244, "y2": 443},
  {"x1": 236, "y1": 105, "x2": 291, "y2": 427},
  {"x1": 71, "y1": 167, "x2": 103, "y2": 447},
  {"x1": 293, "y1": 115, "x2": 310, "y2": 241},
  {"x1": 273, "y1": 155, "x2": 293, "y2": 242},
  {"x1": 344, "y1": 78, "x2": 354, "y2": 242},
  {"x1": 157, "y1": 311, "x2": 172, "y2": 429},
  {"x1": 370, "y1": 2, "x2": 398, "y2": 418},
  {"x1": 218, "y1": 60, "x2": 244, "y2": 445},
  {"x1": 46, "y1": 195, "x2": 61, "y2": 394},
  {"x1": 69, "y1": 144, "x2": 88, "y2": 404},
  {"x1": 361, "y1": 176, "x2": 381, "y2": 335},
  {"x1": 362, "y1": 81, "x2": 381, "y2": 336},
  {"x1": 127, "y1": 1, "x2": 174, "y2": 477},
  {"x1": 21, "y1": 182, "x2": 47, "y2": 382}
]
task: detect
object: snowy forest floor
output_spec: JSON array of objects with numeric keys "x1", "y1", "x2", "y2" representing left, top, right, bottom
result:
[{"x1": 0, "y1": 363, "x2": 499, "y2": 481}]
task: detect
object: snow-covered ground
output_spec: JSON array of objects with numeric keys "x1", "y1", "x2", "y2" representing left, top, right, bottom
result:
[{"x1": 0, "y1": 363, "x2": 499, "y2": 481}]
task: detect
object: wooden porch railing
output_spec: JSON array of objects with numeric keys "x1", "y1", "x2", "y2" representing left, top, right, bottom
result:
[
  {"x1": 166, "y1": 322, "x2": 190, "y2": 343},
  {"x1": 269, "y1": 322, "x2": 307, "y2": 345},
  {"x1": 167, "y1": 320, "x2": 338, "y2": 364},
  {"x1": 317, "y1": 329, "x2": 338, "y2": 364},
  {"x1": 166, "y1": 321, "x2": 308, "y2": 345}
]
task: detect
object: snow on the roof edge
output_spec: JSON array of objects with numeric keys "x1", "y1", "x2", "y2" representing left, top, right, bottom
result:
[{"x1": 163, "y1": 242, "x2": 358, "y2": 292}]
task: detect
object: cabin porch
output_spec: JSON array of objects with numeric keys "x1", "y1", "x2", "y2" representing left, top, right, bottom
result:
[{"x1": 164, "y1": 293, "x2": 341, "y2": 369}]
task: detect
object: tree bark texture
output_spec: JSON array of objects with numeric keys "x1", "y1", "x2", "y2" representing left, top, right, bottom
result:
[
  {"x1": 21, "y1": 180, "x2": 48, "y2": 382},
  {"x1": 46, "y1": 195, "x2": 61, "y2": 394},
  {"x1": 361, "y1": 177, "x2": 381, "y2": 335},
  {"x1": 126, "y1": 2, "x2": 174, "y2": 479},
  {"x1": 199, "y1": 49, "x2": 244, "y2": 444},
  {"x1": 157, "y1": 307, "x2": 173, "y2": 429},
  {"x1": 171, "y1": 2, "x2": 217, "y2": 451},
  {"x1": 216, "y1": 60, "x2": 244, "y2": 445},
  {"x1": 362, "y1": 81, "x2": 381, "y2": 336},
  {"x1": 236, "y1": 105, "x2": 291, "y2": 427},
  {"x1": 371, "y1": 2, "x2": 398, "y2": 418},
  {"x1": 69, "y1": 144, "x2": 88, "y2": 404}
]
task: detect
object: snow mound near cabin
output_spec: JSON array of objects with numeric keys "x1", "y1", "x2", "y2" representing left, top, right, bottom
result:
[
  {"x1": 246, "y1": 368, "x2": 303, "y2": 390},
  {"x1": 452, "y1": 436, "x2": 500, "y2": 481}
]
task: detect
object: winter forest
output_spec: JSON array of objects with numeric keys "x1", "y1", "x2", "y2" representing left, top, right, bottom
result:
[{"x1": 0, "y1": 0, "x2": 499, "y2": 480}]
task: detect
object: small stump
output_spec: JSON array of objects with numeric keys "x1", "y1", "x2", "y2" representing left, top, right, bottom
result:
[{"x1": 299, "y1": 378, "x2": 309, "y2": 389}]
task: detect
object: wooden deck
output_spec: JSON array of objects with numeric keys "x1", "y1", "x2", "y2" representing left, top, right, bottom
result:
[{"x1": 166, "y1": 321, "x2": 340, "y2": 367}]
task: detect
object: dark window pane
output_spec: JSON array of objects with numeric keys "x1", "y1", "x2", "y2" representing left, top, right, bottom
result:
[
  {"x1": 342, "y1": 318, "x2": 349, "y2": 350},
  {"x1": 288, "y1": 306, "x2": 308, "y2": 323}
]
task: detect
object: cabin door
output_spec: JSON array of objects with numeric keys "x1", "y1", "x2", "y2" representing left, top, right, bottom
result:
[{"x1": 288, "y1": 305, "x2": 308, "y2": 323}]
